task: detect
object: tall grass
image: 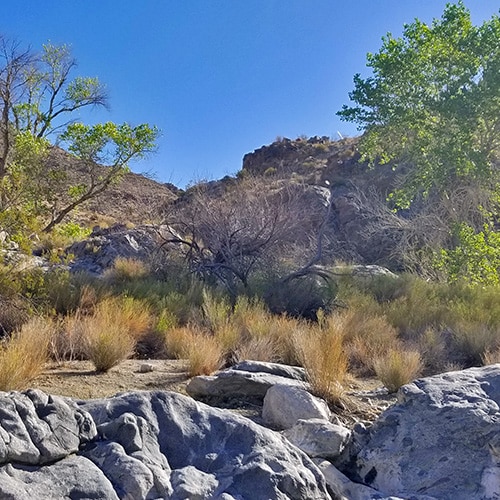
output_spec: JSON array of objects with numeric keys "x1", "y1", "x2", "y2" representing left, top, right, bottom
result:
[
  {"x1": 296, "y1": 316, "x2": 349, "y2": 406},
  {"x1": 373, "y1": 348, "x2": 423, "y2": 393},
  {"x1": 0, "y1": 317, "x2": 53, "y2": 391}
]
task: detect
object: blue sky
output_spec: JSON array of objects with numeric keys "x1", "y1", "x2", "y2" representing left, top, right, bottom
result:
[{"x1": 3, "y1": 1, "x2": 499, "y2": 188}]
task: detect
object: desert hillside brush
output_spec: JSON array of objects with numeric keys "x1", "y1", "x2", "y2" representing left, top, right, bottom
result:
[
  {"x1": 0, "y1": 317, "x2": 53, "y2": 391},
  {"x1": 373, "y1": 348, "x2": 423, "y2": 393}
]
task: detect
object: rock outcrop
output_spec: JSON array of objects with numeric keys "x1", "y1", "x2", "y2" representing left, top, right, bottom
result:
[
  {"x1": 67, "y1": 224, "x2": 164, "y2": 275},
  {"x1": 343, "y1": 365, "x2": 500, "y2": 500},
  {"x1": 0, "y1": 389, "x2": 331, "y2": 499}
]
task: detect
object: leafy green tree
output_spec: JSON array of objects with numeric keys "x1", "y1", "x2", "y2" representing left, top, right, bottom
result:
[
  {"x1": 338, "y1": 2, "x2": 500, "y2": 284},
  {"x1": 0, "y1": 36, "x2": 158, "y2": 236},
  {"x1": 0, "y1": 38, "x2": 107, "y2": 178},
  {"x1": 338, "y1": 2, "x2": 500, "y2": 208},
  {"x1": 43, "y1": 122, "x2": 158, "y2": 232}
]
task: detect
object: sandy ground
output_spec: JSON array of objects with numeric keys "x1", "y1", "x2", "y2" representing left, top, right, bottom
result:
[
  {"x1": 34, "y1": 359, "x2": 191, "y2": 400},
  {"x1": 32, "y1": 359, "x2": 394, "y2": 426}
]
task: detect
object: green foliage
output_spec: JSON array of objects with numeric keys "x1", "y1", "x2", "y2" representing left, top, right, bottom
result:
[
  {"x1": 436, "y1": 222, "x2": 500, "y2": 285},
  {"x1": 338, "y1": 2, "x2": 500, "y2": 207},
  {"x1": 55, "y1": 222, "x2": 92, "y2": 240}
]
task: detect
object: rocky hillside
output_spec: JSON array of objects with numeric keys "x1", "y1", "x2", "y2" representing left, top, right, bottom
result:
[
  {"x1": 53, "y1": 134, "x2": 414, "y2": 270},
  {"x1": 46, "y1": 147, "x2": 180, "y2": 227}
]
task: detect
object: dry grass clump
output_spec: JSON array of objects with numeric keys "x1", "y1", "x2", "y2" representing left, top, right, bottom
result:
[
  {"x1": 0, "y1": 317, "x2": 53, "y2": 391},
  {"x1": 373, "y1": 348, "x2": 423, "y2": 393},
  {"x1": 50, "y1": 313, "x2": 87, "y2": 362},
  {"x1": 234, "y1": 336, "x2": 281, "y2": 363},
  {"x1": 103, "y1": 257, "x2": 150, "y2": 283},
  {"x1": 97, "y1": 296, "x2": 152, "y2": 341},
  {"x1": 185, "y1": 332, "x2": 224, "y2": 377},
  {"x1": 81, "y1": 299, "x2": 140, "y2": 372},
  {"x1": 341, "y1": 309, "x2": 399, "y2": 376},
  {"x1": 296, "y1": 316, "x2": 349, "y2": 406},
  {"x1": 164, "y1": 326, "x2": 195, "y2": 358}
]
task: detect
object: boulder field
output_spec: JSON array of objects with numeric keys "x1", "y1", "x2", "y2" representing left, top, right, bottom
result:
[{"x1": 0, "y1": 363, "x2": 499, "y2": 499}]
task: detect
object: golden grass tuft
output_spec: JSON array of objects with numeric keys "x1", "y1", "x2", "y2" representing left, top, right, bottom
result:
[
  {"x1": 185, "y1": 331, "x2": 224, "y2": 377},
  {"x1": 103, "y1": 257, "x2": 150, "y2": 282},
  {"x1": 341, "y1": 309, "x2": 399, "y2": 376},
  {"x1": 296, "y1": 316, "x2": 349, "y2": 406},
  {"x1": 373, "y1": 348, "x2": 423, "y2": 393},
  {"x1": 0, "y1": 317, "x2": 53, "y2": 391},
  {"x1": 234, "y1": 336, "x2": 281, "y2": 363},
  {"x1": 81, "y1": 298, "x2": 141, "y2": 372}
]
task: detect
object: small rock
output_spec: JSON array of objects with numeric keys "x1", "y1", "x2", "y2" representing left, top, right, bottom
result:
[
  {"x1": 139, "y1": 363, "x2": 154, "y2": 373},
  {"x1": 262, "y1": 384, "x2": 331, "y2": 429},
  {"x1": 283, "y1": 418, "x2": 351, "y2": 459}
]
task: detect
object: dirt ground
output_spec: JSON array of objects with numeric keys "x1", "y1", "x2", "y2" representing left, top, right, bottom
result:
[
  {"x1": 34, "y1": 359, "x2": 191, "y2": 400},
  {"x1": 32, "y1": 359, "x2": 394, "y2": 426}
]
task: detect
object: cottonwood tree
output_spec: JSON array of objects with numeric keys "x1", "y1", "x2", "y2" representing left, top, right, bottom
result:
[
  {"x1": 162, "y1": 178, "x2": 336, "y2": 311},
  {"x1": 0, "y1": 38, "x2": 107, "y2": 178},
  {"x1": 0, "y1": 36, "x2": 157, "y2": 236},
  {"x1": 338, "y1": 2, "x2": 500, "y2": 282}
]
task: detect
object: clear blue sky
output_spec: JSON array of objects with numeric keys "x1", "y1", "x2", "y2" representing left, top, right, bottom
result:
[{"x1": 3, "y1": 1, "x2": 499, "y2": 188}]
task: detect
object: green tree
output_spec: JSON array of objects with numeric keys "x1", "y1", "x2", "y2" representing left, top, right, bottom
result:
[
  {"x1": 0, "y1": 36, "x2": 158, "y2": 236},
  {"x1": 338, "y1": 2, "x2": 500, "y2": 208},
  {"x1": 338, "y1": 2, "x2": 500, "y2": 284},
  {"x1": 43, "y1": 122, "x2": 158, "y2": 232},
  {"x1": 0, "y1": 38, "x2": 107, "y2": 178}
]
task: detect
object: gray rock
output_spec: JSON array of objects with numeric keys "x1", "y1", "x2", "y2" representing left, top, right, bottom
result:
[
  {"x1": 187, "y1": 368, "x2": 307, "y2": 399},
  {"x1": 352, "y1": 365, "x2": 500, "y2": 500},
  {"x1": 314, "y1": 459, "x2": 409, "y2": 500},
  {"x1": 0, "y1": 455, "x2": 119, "y2": 499},
  {"x1": 263, "y1": 384, "x2": 331, "y2": 429},
  {"x1": 232, "y1": 360, "x2": 307, "y2": 381},
  {"x1": 284, "y1": 418, "x2": 351, "y2": 459},
  {"x1": 81, "y1": 390, "x2": 331, "y2": 499},
  {"x1": 139, "y1": 362, "x2": 154, "y2": 373},
  {"x1": 0, "y1": 389, "x2": 96, "y2": 465},
  {"x1": 68, "y1": 224, "x2": 162, "y2": 275}
]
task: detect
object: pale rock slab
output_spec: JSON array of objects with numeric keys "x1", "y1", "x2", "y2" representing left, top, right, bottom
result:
[{"x1": 263, "y1": 384, "x2": 331, "y2": 429}]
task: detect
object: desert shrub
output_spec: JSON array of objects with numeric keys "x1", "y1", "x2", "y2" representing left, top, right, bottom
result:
[
  {"x1": 202, "y1": 289, "x2": 232, "y2": 332},
  {"x1": 103, "y1": 257, "x2": 150, "y2": 283},
  {"x1": 341, "y1": 309, "x2": 400, "y2": 376},
  {"x1": 451, "y1": 320, "x2": 500, "y2": 366},
  {"x1": 82, "y1": 311, "x2": 135, "y2": 372},
  {"x1": 0, "y1": 317, "x2": 53, "y2": 391},
  {"x1": 265, "y1": 275, "x2": 337, "y2": 320},
  {"x1": 416, "y1": 327, "x2": 451, "y2": 374},
  {"x1": 373, "y1": 348, "x2": 423, "y2": 393},
  {"x1": 296, "y1": 317, "x2": 349, "y2": 406},
  {"x1": 0, "y1": 295, "x2": 31, "y2": 335},
  {"x1": 382, "y1": 279, "x2": 452, "y2": 337},
  {"x1": 50, "y1": 313, "x2": 87, "y2": 362}
]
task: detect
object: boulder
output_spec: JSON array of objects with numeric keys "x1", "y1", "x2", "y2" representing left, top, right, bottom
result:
[
  {"x1": 284, "y1": 418, "x2": 351, "y2": 459},
  {"x1": 350, "y1": 365, "x2": 500, "y2": 500},
  {"x1": 186, "y1": 368, "x2": 307, "y2": 400},
  {"x1": 0, "y1": 455, "x2": 119, "y2": 500},
  {"x1": 314, "y1": 459, "x2": 419, "y2": 500},
  {"x1": 0, "y1": 390, "x2": 331, "y2": 499},
  {"x1": 262, "y1": 384, "x2": 331, "y2": 429},
  {"x1": 81, "y1": 390, "x2": 331, "y2": 499},
  {"x1": 67, "y1": 224, "x2": 162, "y2": 275},
  {"x1": 232, "y1": 360, "x2": 307, "y2": 381},
  {"x1": 0, "y1": 389, "x2": 96, "y2": 465}
]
